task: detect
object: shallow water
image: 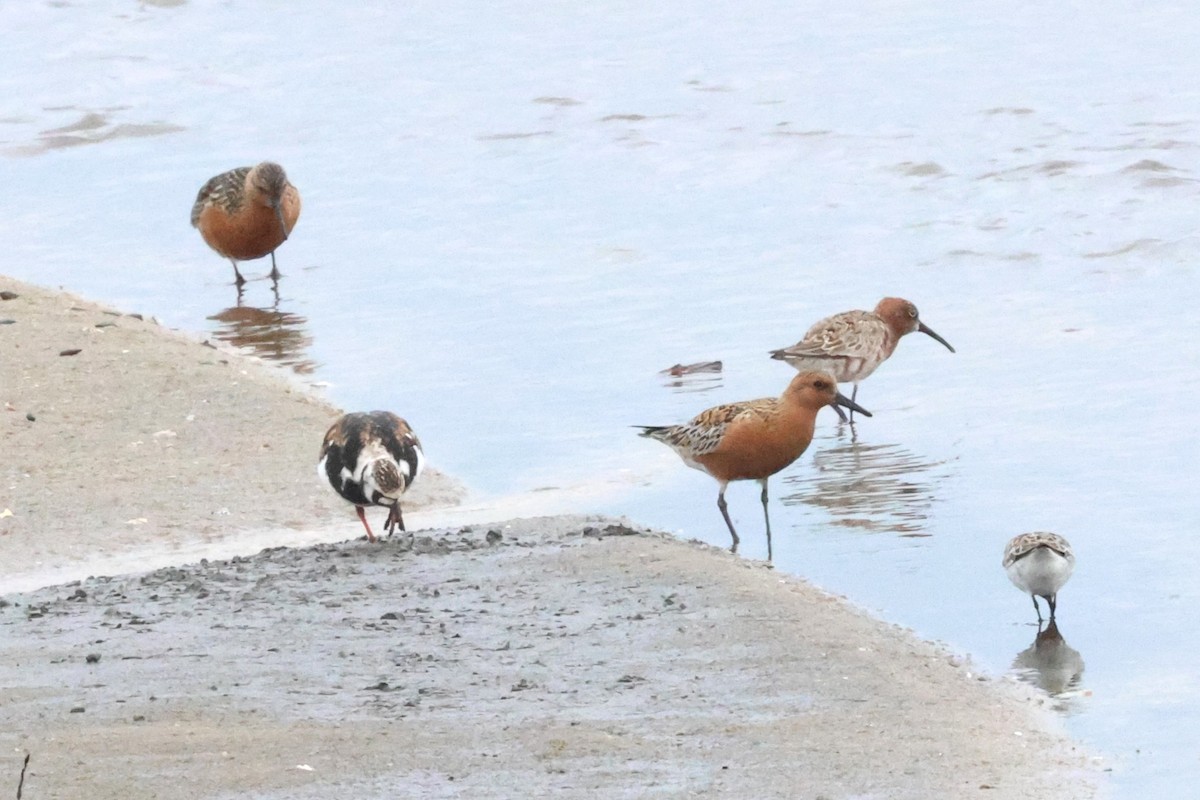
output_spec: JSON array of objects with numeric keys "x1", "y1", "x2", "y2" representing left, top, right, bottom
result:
[{"x1": 3, "y1": 1, "x2": 1200, "y2": 794}]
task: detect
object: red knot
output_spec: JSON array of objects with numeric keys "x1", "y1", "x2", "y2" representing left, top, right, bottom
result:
[
  {"x1": 191, "y1": 162, "x2": 301, "y2": 287},
  {"x1": 637, "y1": 371, "x2": 870, "y2": 558}
]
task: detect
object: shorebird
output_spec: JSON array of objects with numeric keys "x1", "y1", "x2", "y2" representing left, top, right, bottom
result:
[
  {"x1": 318, "y1": 411, "x2": 424, "y2": 543},
  {"x1": 1003, "y1": 532, "x2": 1075, "y2": 623},
  {"x1": 190, "y1": 162, "x2": 301, "y2": 286},
  {"x1": 636, "y1": 370, "x2": 870, "y2": 558},
  {"x1": 769, "y1": 297, "x2": 954, "y2": 421}
]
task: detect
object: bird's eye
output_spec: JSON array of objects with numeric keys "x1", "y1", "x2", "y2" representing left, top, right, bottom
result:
[
  {"x1": 813, "y1": 380, "x2": 828, "y2": 390},
  {"x1": 908, "y1": 307, "x2": 918, "y2": 319}
]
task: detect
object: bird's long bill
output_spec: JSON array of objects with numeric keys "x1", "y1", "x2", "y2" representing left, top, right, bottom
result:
[
  {"x1": 833, "y1": 392, "x2": 872, "y2": 418},
  {"x1": 917, "y1": 322, "x2": 955, "y2": 353},
  {"x1": 272, "y1": 201, "x2": 289, "y2": 241}
]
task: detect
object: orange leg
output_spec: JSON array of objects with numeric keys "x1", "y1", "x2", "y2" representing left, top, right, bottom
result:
[{"x1": 355, "y1": 506, "x2": 377, "y2": 543}]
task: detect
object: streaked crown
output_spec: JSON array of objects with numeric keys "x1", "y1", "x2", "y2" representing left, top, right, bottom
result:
[{"x1": 249, "y1": 162, "x2": 290, "y2": 201}]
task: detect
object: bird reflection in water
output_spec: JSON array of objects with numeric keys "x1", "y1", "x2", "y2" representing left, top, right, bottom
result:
[
  {"x1": 658, "y1": 360, "x2": 724, "y2": 395},
  {"x1": 779, "y1": 437, "x2": 949, "y2": 536},
  {"x1": 207, "y1": 301, "x2": 318, "y2": 375},
  {"x1": 1011, "y1": 619, "x2": 1086, "y2": 708}
]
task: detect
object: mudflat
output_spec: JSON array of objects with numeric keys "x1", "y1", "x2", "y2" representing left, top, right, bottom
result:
[{"x1": 0, "y1": 277, "x2": 1100, "y2": 798}]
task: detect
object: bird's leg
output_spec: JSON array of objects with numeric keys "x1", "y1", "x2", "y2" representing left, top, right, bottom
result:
[
  {"x1": 385, "y1": 503, "x2": 407, "y2": 537},
  {"x1": 386, "y1": 504, "x2": 415, "y2": 550},
  {"x1": 269, "y1": 250, "x2": 282, "y2": 282},
  {"x1": 759, "y1": 479, "x2": 773, "y2": 562},
  {"x1": 848, "y1": 384, "x2": 858, "y2": 424},
  {"x1": 355, "y1": 506, "x2": 378, "y2": 543},
  {"x1": 832, "y1": 403, "x2": 849, "y2": 424},
  {"x1": 1047, "y1": 593, "x2": 1057, "y2": 621},
  {"x1": 717, "y1": 484, "x2": 739, "y2": 554},
  {"x1": 1031, "y1": 594, "x2": 1044, "y2": 625},
  {"x1": 230, "y1": 259, "x2": 247, "y2": 287}
]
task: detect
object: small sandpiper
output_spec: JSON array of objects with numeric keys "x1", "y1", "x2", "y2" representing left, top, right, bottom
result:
[
  {"x1": 1003, "y1": 532, "x2": 1075, "y2": 623},
  {"x1": 769, "y1": 297, "x2": 954, "y2": 421},
  {"x1": 318, "y1": 411, "x2": 424, "y2": 543},
  {"x1": 191, "y1": 161, "x2": 301, "y2": 287},
  {"x1": 636, "y1": 371, "x2": 870, "y2": 558}
]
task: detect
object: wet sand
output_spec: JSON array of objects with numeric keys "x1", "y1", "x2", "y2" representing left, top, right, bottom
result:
[
  {"x1": 0, "y1": 277, "x2": 1101, "y2": 798},
  {"x1": 0, "y1": 276, "x2": 462, "y2": 592}
]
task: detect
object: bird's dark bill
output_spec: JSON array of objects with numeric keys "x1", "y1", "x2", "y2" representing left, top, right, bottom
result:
[
  {"x1": 833, "y1": 393, "x2": 872, "y2": 417},
  {"x1": 917, "y1": 322, "x2": 955, "y2": 353}
]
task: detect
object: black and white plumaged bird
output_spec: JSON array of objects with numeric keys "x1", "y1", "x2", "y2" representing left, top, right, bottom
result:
[
  {"x1": 1003, "y1": 532, "x2": 1075, "y2": 623},
  {"x1": 318, "y1": 411, "x2": 424, "y2": 542}
]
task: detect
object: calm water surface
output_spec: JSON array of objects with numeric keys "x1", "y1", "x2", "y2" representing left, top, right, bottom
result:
[{"x1": 3, "y1": 1, "x2": 1199, "y2": 795}]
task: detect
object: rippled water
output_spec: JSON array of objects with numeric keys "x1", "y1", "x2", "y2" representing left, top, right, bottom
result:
[
  {"x1": 206, "y1": 303, "x2": 317, "y2": 374},
  {"x1": 3, "y1": 1, "x2": 1200, "y2": 795}
]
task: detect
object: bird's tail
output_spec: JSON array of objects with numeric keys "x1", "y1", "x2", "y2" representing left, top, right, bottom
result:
[{"x1": 633, "y1": 425, "x2": 671, "y2": 441}]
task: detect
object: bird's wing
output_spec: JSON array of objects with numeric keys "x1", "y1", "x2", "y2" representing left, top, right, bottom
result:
[
  {"x1": 651, "y1": 399, "x2": 776, "y2": 457},
  {"x1": 190, "y1": 166, "x2": 252, "y2": 226},
  {"x1": 775, "y1": 311, "x2": 886, "y2": 360},
  {"x1": 1003, "y1": 531, "x2": 1074, "y2": 567}
]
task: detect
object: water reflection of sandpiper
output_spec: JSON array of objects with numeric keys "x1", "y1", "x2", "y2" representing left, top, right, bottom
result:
[
  {"x1": 779, "y1": 439, "x2": 950, "y2": 536},
  {"x1": 207, "y1": 303, "x2": 317, "y2": 374},
  {"x1": 1011, "y1": 619, "x2": 1086, "y2": 703}
]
